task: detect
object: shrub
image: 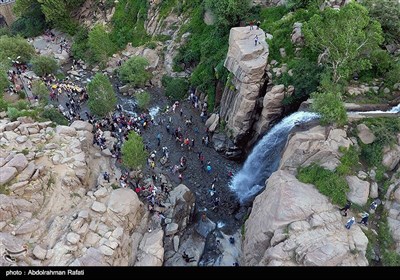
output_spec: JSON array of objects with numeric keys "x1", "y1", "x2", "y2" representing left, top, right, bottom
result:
[
  {"x1": 41, "y1": 108, "x2": 68, "y2": 125},
  {"x1": 71, "y1": 26, "x2": 89, "y2": 61},
  {"x1": 311, "y1": 91, "x2": 347, "y2": 126},
  {"x1": 0, "y1": 98, "x2": 9, "y2": 111},
  {"x1": 297, "y1": 164, "x2": 349, "y2": 206},
  {"x1": 0, "y1": 35, "x2": 35, "y2": 64},
  {"x1": 0, "y1": 64, "x2": 9, "y2": 93},
  {"x1": 162, "y1": 76, "x2": 189, "y2": 100},
  {"x1": 360, "y1": 142, "x2": 383, "y2": 167},
  {"x1": 336, "y1": 146, "x2": 360, "y2": 176},
  {"x1": 118, "y1": 56, "x2": 151, "y2": 87},
  {"x1": 135, "y1": 91, "x2": 151, "y2": 110},
  {"x1": 121, "y1": 131, "x2": 148, "y2": 169},
  {"x1": 32, "y1": 80, "x2": 49, "y2": 104},
  {"x1": 11, "y1": 0, "x2": 47, "y2": 37},
  {"x1": 31, "y1": 56, "x2": 58, "y2": 77},
  {"x1": 205, "y1": 0, "x2": 251, "y2": 28},
  {"x1": 87, "y1": 25, "x2": 116, "y2": 66},
  {"x1": 87, "y1": 73, "x2": 117, "y2": 117}
]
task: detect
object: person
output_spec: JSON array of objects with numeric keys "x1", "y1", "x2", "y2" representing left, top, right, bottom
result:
[
  {"x1": 339, "y1": 200, "x2": 352, "y2": 217},
  {"x1": 229, "y1": 237, "x2": 235, "y2": 245},
  {"x1": 103, "y1": 172, "x2": 110, "y2": 183},
  {"x1": 345, "y1": 217, "x2": 355, "y2": 229},
  {"x1": 358, "y1": 212, "x2": 369, "y2": 226},
  {"x1": 370, "y1": 200, "x2": 378, "y2": 211},
  {"x1": 178, "y1": 173, "x2": 183, "y2": 183},
  {"x1": 256, "y1": 20, "x2": 261, "y2": 30},
  {"x1": 249, "y1": 20, "x2": 254, "y2": 30},
  {"x1": 206, "y1": 163, "x2": 212, "y2": 174},
  {"x1": 255, "y1": 35, "x2": 259, "y2": 46},
  {"x1": 157, "y1": 133, "x2": 161, "y2": 146},
  {"x1": 182, "y1": 251, "x2": 196, "y2": 263}
]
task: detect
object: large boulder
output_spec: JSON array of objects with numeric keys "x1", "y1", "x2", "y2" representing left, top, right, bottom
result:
[
  {"x1": 107, "y1": 188, "x2": 143, "y2": 220},
  {"x1": 5, "y1": 154, "x2": 28, "y2": 172},
  {"x1": 70, "y1": 121, "x2": 93, "y2": 132},
  {"x1": 55, "y1": 126, "x2": 77, "y2": 137},
  {"x1": 357, "y1": 124, "x2": 376, "y2": 144},
  {"x1": 280, "y1": 126, "x2": 352, "y2": 173},
  {"x1": 346, "y1": 176, "x2": 370, "y2": 206},
  {"x1": 243, "y1": 170, "x2": 368, "y2": 266},
  {"x1": 0, "y1": 166, "x2": 18, "y2": 186},
  {"x1": 135, "y1": 229, "x2": 164, "y2": 266},
  {"x1": 220, "y1": 27, "x2": 269, "y2": 146},
  {"x1": 382, "y1": 144, "x2": 400, "y2": 171}
]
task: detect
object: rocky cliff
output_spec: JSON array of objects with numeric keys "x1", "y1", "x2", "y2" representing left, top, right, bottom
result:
[
  {"x1": 220, "y1": 27, "x2": 269, "y2": 147},
  {"x1": 242, "y1": 125, "x2": 372, "y2": 266},
  {"x1": 0, "y1": 118, "x2": 163, "y2": 266}
]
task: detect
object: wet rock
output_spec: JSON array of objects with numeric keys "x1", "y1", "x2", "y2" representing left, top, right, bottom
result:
[
  {"x1": 173, "y1": 236, "x2": 180, "y2": 252},
  {"x1": 166, "y1": 223, "x2": 179, "y2": 236},
  {"x1": 195, "y1": 217, "x2": 216, "y2": 238}
]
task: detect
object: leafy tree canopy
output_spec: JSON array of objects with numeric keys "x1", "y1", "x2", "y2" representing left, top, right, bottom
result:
[
  {"x1": 0, "y1": 35, "x2": 35, "y2": 64},
  {"x1": 31, "y1": 55, "x2": 58, "y2": 76},
  {"x1": 0, "y1": 63, "x2": 9, "y2": 95},
  {"x1": 87, "y1": 25, "x2": 116, "y2": 66},
  {"x1": 311, "y1": 91, "x2": 347, "y2": 126},
  {"x1": 121, "y1": 131, "x2": 148, "y2": 170},
  {"x1": 205, "y1": 0, "x2": 251, "y2": 28},
  {"x1": 118, "y1": 56, "x2": 150, "y2": 87},
  {"x1": 303, "y1": 2, "x2": 384, "y2": 83},
  {"x1": 87, "y1": 73, "x2": 117, "y2": 117}
]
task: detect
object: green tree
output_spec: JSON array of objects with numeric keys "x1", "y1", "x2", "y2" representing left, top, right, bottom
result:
[
  {"x1": 135, "y1": 91, "x2": 151, "y2": 110},
  {"x1": 71, "y1": 27, "x2": 89, "y2": 61},
  {"x1": 162, "y1": 75, "x2": 189, "y2": 100},
  {"x1": 362, "y1": 0, "x2": 400, "y2": 44},
  {"x1": 0, "y1": 35, "x2": 35, "y2": 64},
  {"x1": 118, "y1": 56, "x2": 150, "y2": 87},
  {"x1": 12, "y1": 0, "x2": 47, "y2": 37},
  {"x1": 205, "y1": 0, "x2": 250, "y2": 28},
  {"x1": 87, "y1": 73, "x2": 117, "y2": 117},
  {"x1": 121, "y1": 131, "x2": 148, "y2": 170},
  {"x1": 31, "y1": 80, "x2": 48, "y2": 104},
  {"x1": 0, "y1": 63, "x2": 9, "y2": 94},
  {"x1": 31, "y1": 55, "x2": 58, "y2": 76},
  {"x1": 87, "y1": 25, "x2": 116, "y2": 66},
  {"x1": 311, "y1": 91, "x2": 347, "y2": 126},
  {"x1": 303, "y1": 2, "x2": 384, "y2": 83}
]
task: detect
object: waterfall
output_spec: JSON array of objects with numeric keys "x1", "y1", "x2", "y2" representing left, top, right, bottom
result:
[
  {"x1": 229, "y1": 111, "x2": 319, "y2": 204},
  {"x1": 230, "y1": 103, "x2": 399, "y2": 204}
]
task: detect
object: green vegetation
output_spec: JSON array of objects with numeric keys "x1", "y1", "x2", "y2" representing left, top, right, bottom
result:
[
  {"x1": 205, "y1": 0, "x2": 250, "y2": 28},
  {"x1": 362, "y1": 0, "x2": 400, "y2": 44},
  {"x1": 0, "y1": 63, "x2": 9, "y2": 94},
  {"x1": 31, "y1": 80, "x2": 49, "y2": 104},
  {"x1": 311, "y1": 91, "x2": 347, "y2": 126},
  {"x1": 135, "y1": 91, "x2": 151, "y2": 110},
  {"x1": 118, "y1": 56, "x2": 151, "y2": 87},
  {"x1": 297, "y1": 164, "x2": 349, "y2": 206},
  {"x1": 162, "y1": 75, "x2": 189, "y2": 101},
  {"x1": 110, "y1": 0, "x2": 150, "y2": 49},
  {"x1": 87, "y1": 73, "x2": 117, "y2": 117},
  {"x1": 41, "y1": 107, "x2": 67, "y2": 125},
  {"x1": 31, "y1": 56, "x2": 58, "y2": 76},
  {"x1": 303, "y1": 2, "x2": 384, "y2": 84},
  {"x1": 87, "y1": 25, "x2": 116, "y2": 67},
  {"x1": 378, "y1": 213, "x2": 400, "y2": 266},
  {"x1": 12, "y1": 0, "x2": 47, "y2": 37},
  {"x1": 0, "y1": 35, "x2": 35, "y2": 64},
  {"x1": 121, "y1": 131, "x2": 148, "y2": 169},
  {"x1": 336, "y1": 146, "x2": 360, "y2": 176},
  {"x1": 70, "y1": 27, "x2": 89, "y2": 61}
]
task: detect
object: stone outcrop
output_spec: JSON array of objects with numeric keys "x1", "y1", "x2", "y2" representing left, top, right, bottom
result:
[
  {"x1": 346, "y1": 176, "x2": 370, "y2": 206},
  {"x1": 279, "y1": 125, "x2": 352, "y2": 173},
  {"x1": 243, "y1": 170, "x2": 368, "y2": 266},
  {"x1": 382, "y1": 134, "x2": 400, "y2": 171},
  {"x1": 220, "y1": 27, "x2": 269, "y2": 146},
  {"x1": 384, "y1": 167, "x2": 400, "y2": 253},
  {"x1": 0, "y1": 118, "x2": 159, "y2": 266},
  {"x1": 357, "y1": 124, "x2": 376, "y2": 144}
]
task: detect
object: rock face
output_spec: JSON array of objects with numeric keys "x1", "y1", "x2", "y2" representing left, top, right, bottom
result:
[
  {"x1": 220, "y1": 27, "x2": 269, "y2": 147},
  {"x1": 382, "y1": 135, "x2": 400, "y2": 171},
  {"x1": 346, "y1": 176, "x2": 370, "y2": 206},
  {"x1": 280, "y1": 126, "x2": 352, "y2": 173},
  {"x1": 0, "y1": 118, "x2": 156, "y2": 266},
  {"x1": 243, "y1": 170, "x2": 368, "y2": 266},
  {"x1": 384, "y1": 170, "x2": 400, "y2": 253}
]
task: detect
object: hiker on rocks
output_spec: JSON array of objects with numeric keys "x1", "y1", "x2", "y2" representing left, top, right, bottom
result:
[
  {"x1": 249, "y1": 20, "x2": 254, "y2": 30},
  {"x1": 339, "y1": 200, "x2": 352, "y2": 217},
  {"x1": 206, "y1": 162, "x2": 212, "y2": 174},
  {"x1": 255, "y1": 35, "x2": 259, "y2": 46},
  {"x1": 182, "y1": 252, "x2": 196, "y2": 263},
  {"x1": 256, "y1": 20, "x2": 261, "y2": 30},
  {"x1": 178, "y1": 173, "x2": 183, "y2": 183},
  {"x1": 358, "y1": 212, "x2": 369, "y2": 226},
  {"x1": 345, "y1": 217, "x2": 355, "y2": 229},
  {"x1": 157, "y1": 133, "x2": 161, "y2": 146},
  {"x1": 370, "y1": 200, "x2": 378, "y2": 212},
  {"x1": 103, "y1": 172, "x2": 110, "y2": 183}
]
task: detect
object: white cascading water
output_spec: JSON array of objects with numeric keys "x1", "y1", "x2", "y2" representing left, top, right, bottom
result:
[
  {"x1": 230, "y1": 103, "x2": 399, "y2": 204},
  {"x1": 229, "y1": 111, "x2": 319, "y2": 204}
]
